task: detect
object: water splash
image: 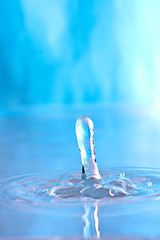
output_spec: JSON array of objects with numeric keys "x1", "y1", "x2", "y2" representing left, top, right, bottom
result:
[
  {"x1": 0, "y1": 116, "x2": 159, "y2": 204},
  {"x1": 74, "y1": 116, "x2": 136, "y2": 199},
  {"x1": 0, "y1": 168, "x2": 159, "y2": 205},
  {"x1": 1, "y1": 116, "x2": 160, "y2": 238},
  {"x1": 75, "y1": 116, "x2": 101, "y2": 180}
]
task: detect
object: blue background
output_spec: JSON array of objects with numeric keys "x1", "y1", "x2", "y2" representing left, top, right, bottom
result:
[{"x1": 1, "y1": 0, "x2": 160, "y2": 108}]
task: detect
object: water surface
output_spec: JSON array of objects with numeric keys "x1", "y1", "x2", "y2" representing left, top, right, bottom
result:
[{"x1": 1, "y1": 105, "x2": 160, "y2": 239}]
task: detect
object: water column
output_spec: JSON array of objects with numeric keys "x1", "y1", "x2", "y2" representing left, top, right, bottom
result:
[{"x1": 75, "y1": 116, "x2": 101, "y2": 180}]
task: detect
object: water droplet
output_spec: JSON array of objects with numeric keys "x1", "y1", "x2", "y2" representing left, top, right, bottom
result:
[
  {"x1": 120, "y1": 172, "x2": 125, "y2": 178},
  {"x1": 148, "y1": 181, "x2": 152, "y2": 187},
  {"x1": 76, "y1": 116, "x2": 101, "y2": 180},
  {"x1": 109, "y1": 189, "x2": 116, "y2": 197}
]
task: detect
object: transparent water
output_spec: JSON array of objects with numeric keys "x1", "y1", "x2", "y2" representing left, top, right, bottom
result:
[
  {"x1": 1, "y1": 168, "x2": 160, "y2": 204},
  {"x1": 1, "y1": 105, "x2": 160, "y2": 239}
]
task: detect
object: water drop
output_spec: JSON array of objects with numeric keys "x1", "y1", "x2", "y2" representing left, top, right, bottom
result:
[
  {"x1": 109, "y1": 189, "x2": 116, "y2": 197},
  {"x1": 148, "y1": 181, "x2": 152, "y2": 187},
  {"x1": 120, "y1": 172, "x2": 125, "y2": 178},
  {"x1": 75, "y1": 116, "x2": 101, "y2": 180}
]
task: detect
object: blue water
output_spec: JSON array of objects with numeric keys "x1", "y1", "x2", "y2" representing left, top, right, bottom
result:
[{"x1": 1, "y1": 105, "x2": 160, "y2": 238}]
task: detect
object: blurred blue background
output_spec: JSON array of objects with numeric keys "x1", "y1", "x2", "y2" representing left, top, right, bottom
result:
[{"x1": 1, "y1": 0, "x2": 160, "y2": 108}]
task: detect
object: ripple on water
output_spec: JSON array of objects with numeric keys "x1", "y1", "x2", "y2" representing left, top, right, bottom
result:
[{"x1": 0, "y1": 168, "x2": 160, "y2": 210}]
